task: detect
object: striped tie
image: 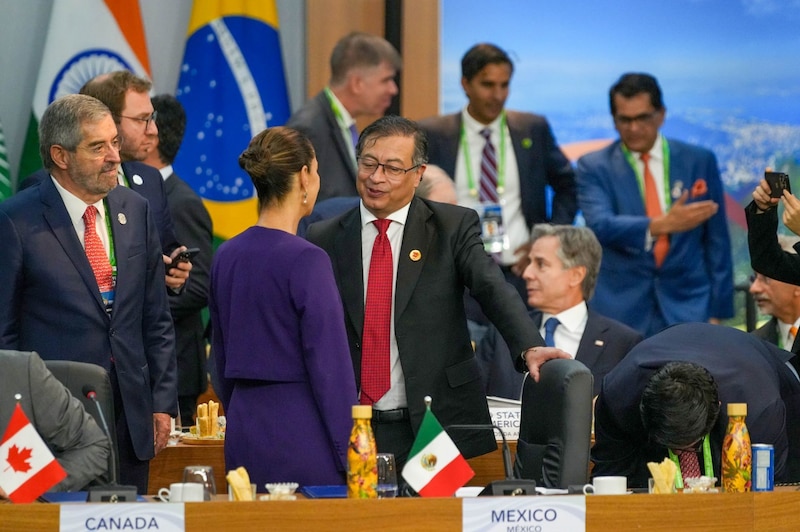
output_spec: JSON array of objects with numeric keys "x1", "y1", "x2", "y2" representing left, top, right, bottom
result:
[{"x1": 479, "y1": 128, "x2": 499, "y2": 203}]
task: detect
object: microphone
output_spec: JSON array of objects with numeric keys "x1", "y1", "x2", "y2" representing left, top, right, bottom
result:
[
  {"x1": 82, "y1": 385, "x2": 118, "y2": 485},
  {"x1": 446, "y1": 424, "x2": 537, "y2": 496}
]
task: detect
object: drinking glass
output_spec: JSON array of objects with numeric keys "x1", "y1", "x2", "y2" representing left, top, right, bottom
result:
[
  {"x1": 376, "y1": 453, "x2": 398, "y2": 498},
  {"x1": 183, "y1": 465, "x2": 216, "y2": 501}
]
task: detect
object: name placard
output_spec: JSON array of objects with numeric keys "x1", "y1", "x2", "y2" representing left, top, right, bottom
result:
[
  {"x1": 489, "y1": 407, "x2": 521, "y2": 441},
  {"x1": 463, "y1": 496, "x2": 586, "y2": 532},
  {"x1": 60, "y1": 503, "x2": 185, "y2": 532}
]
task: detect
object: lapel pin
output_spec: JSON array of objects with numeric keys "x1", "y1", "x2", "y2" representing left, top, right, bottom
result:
[
  {"x1": 132, "y1": 174, "x2": 143, "y2": 186},
  {"x1": 594, "y1": 340, "x2": 604, "y2": 347},
  {"x1": 409, "y1": 249, "x2": 421, "y2": 261},
  {"x1": 117, "y1": 213, "x2": 127, "y2": 225}
]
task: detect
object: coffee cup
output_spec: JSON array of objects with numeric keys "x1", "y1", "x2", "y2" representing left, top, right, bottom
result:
[
  {"x1": 158, "y1": 482, "x2": 205, "y2": 502},
  {"x1": 582, "y1": 476, "x2": 627, "y2": 495}
]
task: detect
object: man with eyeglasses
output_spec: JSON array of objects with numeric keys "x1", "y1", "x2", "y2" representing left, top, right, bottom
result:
[
  {"x1": 0, "y1": 94, "x2": 177, "y2": 494},
  {"x1": 576, "y1": 73, "x2": 733, "y2": 337},
  {"x1": 592, "y1": 322, "x2": 800, "y2": 488},
  {"x1": 20, "y1": 71, "x2": 189, "y2": 293},
  {"x1": 750, "y1": 235, "x2": 800, "y2": 362},
  {"x1": 306, "y1": 116, "x2": 570, "y2": 473}
]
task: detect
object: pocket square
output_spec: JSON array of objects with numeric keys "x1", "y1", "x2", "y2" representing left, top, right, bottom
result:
[{"x1": 690, "y1": 178, "x2": 708, "y2": 198}]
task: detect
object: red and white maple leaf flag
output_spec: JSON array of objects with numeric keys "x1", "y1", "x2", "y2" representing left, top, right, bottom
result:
[{"x1": 0, "y1": 403, "x2": 66, "y2": 503}]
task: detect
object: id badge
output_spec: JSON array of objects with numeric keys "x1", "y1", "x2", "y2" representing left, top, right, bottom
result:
[{"x1": 480, "y1": 203, "x2": 508, "y2": 254}]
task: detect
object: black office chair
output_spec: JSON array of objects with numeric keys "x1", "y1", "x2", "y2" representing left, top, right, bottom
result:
[
  {"x1": 44, "y1": 360, "x2": 119, "y2": 484},
  {"x1": 513, "y1": 358, "x2": 593, "y2": 489}
]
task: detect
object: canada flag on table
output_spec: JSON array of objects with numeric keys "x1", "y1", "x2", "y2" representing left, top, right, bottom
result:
[
  {"x1": 0, "y1": 403, "x2": 66, "y2": 503},
  {"x1": 401, "y1": 403, "x2": 474, "y2": 497}
]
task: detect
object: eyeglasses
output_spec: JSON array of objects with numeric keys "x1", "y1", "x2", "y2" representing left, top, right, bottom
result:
[
  {"x1": 357, "y1": 157, "x2": 421, "y2": 178},
  {"x1": 613, "y1": 111, "x2": 659, "y2": 128},
  {"x1": 749, "y1": 273, "x2": 771, "y2": 285},
  {"x1": 119, "y1": 111, "x2": 158, "y2": 130}
]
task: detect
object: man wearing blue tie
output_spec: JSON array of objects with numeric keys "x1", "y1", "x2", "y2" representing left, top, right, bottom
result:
[{"x1": 477, "y1": 224, "x2": 641, "y2": 398}]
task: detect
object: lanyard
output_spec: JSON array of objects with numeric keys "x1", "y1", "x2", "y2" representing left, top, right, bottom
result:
[
  {"x1": 460, "y1": 112, "x2": 507, "y2": 198},
  {"x1": 622, "y1": 137, "x2": 671, "y2": 210},
  {"x1": 667, "y1": 434, "x2": 713, "y2": 489},
  {"x1": 102, "y1": 199, "x2": 118, "y2": 281},
  {"x1": 324, "y1": 87, "x2": 351, "y2": 131}
]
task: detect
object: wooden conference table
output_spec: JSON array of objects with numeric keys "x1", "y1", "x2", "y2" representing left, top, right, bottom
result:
[
  {"x1": 3, "y1": 489, "x2": 800, "y2": 531},
  {"x1": 148, "y1": 439, "x2": 517, "y2": 493}
]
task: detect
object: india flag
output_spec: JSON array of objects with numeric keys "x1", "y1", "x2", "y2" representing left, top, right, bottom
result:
[
  {"x1": 174, "y1": 0, "x2": 291, "y2": 241},
  {"x1": 0, "y1": 403, "x2": 66, "y2": 503},
  {"x1": 18, "y1": 0, "x2": 151, "y2": 180},
  {"x1": 401, "y1": 403, "x2": 474, "y2": 497}
]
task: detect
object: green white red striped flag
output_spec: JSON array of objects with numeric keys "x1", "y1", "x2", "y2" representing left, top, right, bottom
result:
[
  {"x1": 18, "y1": 0, "x2": 151, "y2": 179},
  {"x1": 401, "y1": 402, "x2": 474, "y2": 497}
]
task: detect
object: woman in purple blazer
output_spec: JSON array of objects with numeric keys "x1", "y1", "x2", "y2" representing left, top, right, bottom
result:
[{"x1": 210, "y1": 127, "x2": 357, "y2": 489}]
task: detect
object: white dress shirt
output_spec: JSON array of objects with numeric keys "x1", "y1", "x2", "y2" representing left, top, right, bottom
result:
[{"x1": 539, "y1": 301, "x2": 589, "y2": 358}]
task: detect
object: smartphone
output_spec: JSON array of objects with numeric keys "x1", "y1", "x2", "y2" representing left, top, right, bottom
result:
[
  {"x1": 765, "y1": 171, "x2": 791, "y2": 198},
  {"x1": 169, "y1": 248, "x2": 199, "y2": 270}
]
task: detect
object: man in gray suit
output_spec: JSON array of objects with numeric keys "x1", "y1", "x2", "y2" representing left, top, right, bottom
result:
[
  {"x1": 286, "y1": 32, "x2": 401, "y2": 201},
  {"x1": 479, "y1": 225, "x2": 641, "y2": 398},
  {"x1": 0, "y1": 350, "x2": 109, "y2": 495}
]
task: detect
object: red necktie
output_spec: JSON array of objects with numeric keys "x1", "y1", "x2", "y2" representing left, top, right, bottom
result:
[
  {"x1": 641, "y1": 153, "x2": 669, "y2": 267},
  {"x1": 82, "y1": 206, "x2": 114, "y2": 292},
  {"x1": 678, "y1": 450, "x2": 702, "y2": 481},
  {"x1": 479, "y1": 128, "x2": 499, "y2": 203},
  {"x1": 361, "y1": 219, "x2": 393, "y2": 405}
]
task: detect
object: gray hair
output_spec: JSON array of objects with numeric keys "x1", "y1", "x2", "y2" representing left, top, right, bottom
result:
[
  {"x1": 415, "y1": 164, "x2": 452, "y2": 200},
  {"x1": 356, "y1": 115, "x2": 428, "y2": 167},
  {"x1": 39, "y1": 94, "x2": 112, "y2": 170},
  {"x1": 330, "y1": 32, "x2": 401, "y2": 86},
  {"x1": 530, "y1": 224, "x2": 602, "y2": 300}
]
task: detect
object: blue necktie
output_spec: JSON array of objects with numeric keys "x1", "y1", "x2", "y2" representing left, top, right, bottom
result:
[
  {"x1": 544, "y1": 317, "x2": 560, "y2": 348},
  {"x1": 349, "y1": 124, "x2": 359, "y2": 150}
]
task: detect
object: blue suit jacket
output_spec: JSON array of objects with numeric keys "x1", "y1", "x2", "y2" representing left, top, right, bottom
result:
[
  {"x1": 576, "y1": 139, "x2": 733, "y2": 336},
  {"x1": 418, "y1": 111, "x2": 578, "y2": 226},
  {"x1": 0, "y1": 177, "x2": 177, "y2": 461},
  {"x1": 22, "y1": 162, "x2": 180, "y2": 255},
  {"x1": 592, "y1": 323, "x2": 800, "y2": 487}
]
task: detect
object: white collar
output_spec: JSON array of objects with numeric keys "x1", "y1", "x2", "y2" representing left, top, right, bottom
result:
[{"x1": 542, "y1": 301, "x2": 588, "y2": 332}]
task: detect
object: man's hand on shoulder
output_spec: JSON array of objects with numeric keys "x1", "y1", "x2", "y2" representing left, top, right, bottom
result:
[{"x1": 521, "y1": 346, "x2": 571, "y2": 382}]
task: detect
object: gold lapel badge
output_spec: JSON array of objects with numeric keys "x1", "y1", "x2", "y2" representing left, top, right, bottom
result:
[{"x1": 409, "y1": 249, "x2": 421, "y2": 262}]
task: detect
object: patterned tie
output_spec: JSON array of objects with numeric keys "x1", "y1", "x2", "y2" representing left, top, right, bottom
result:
[
  {"x1": 82, "y1": 206, "x2": 113, "y2": 292},
  {"x1": 678, "y1": 449, "x2": 702, "y2": 481},
  {"x1": 349, "y1": 124, "x2": 359, "y2": 151},
  {"x1": 641, "y1": 153, "x2": 669, "y2": 267},
  {"x1": 479, "y1": 128, "x2": 499, "y2": 203},
  {"x1": 544, "y1": 317, "x2": 560, "y2": 348},
  {"x1": 361, "y1": 219, "x2": 393, "y2": 405}
]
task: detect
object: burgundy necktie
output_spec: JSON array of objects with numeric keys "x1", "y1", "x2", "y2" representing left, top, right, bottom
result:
[
  {"x1": 361, "y1": 219, "x2": 393, "y2": 405},
  {"x1": 641, "y1": 153, "x2": 669, "y2": 267},
  {"x1": 678, "y1": 450, "x2": 702, "y2": 481},
  {"x1": 479, "y1": 128, "x2": 499, "y2": 203},
  {"x1": 82, "y1": 206, "x2": 113, "y2": 293}
]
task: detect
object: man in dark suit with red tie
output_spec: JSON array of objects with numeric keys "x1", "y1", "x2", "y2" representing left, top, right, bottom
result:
[
  {"x1": 478, "y1": 224, "x2": 641, "y2": 399},
  {"x1": 0, "y1": 94, "x2": 177, "y2": 493},
  {"x1": 307, "y1": 115, "x2": 569, "y2": 469}
]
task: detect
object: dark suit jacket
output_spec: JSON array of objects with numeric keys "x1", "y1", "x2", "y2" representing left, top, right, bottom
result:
[
  {"x1": 286, "y1": 91, "x2": 358, "y2": 201},
  {"x1": 306, "y1": 197, "x2": 545, "y2": 459},
  {"x1": 0, "y1": 350, "x2": 110, "y2": 491},
  {"x1": 577, "y1": 139, "x2": 734, "y2": 336},
  {"x1": 592, "y1": 323, "x2": 800, "y2": 487},
  {"x1": 478, "y1": 309, "x2": 641, "y2": 398},
  {"x1": 747, "y1": 201, "x2": 800, "y2": 284},
  {"x1": 0, "y1": 177, "x2": 177, "y2": 461},
  {"x1": 164, "y1": 173, "x2": 213, "y2": 399},
  {"x1": 752, "y1": 317, "x2": 800, "y2": 375},
  {"x1": 22, "y1": 162, "x2": 180, "y2": 255},
  {"x1": 418, "y1": 111, "x2": 578, "y2": 225}
]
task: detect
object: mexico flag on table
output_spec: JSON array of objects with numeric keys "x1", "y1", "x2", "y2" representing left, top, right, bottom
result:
[
  {"x1": 0, "y1": 403, "x2": 66, "y2": 503},
  {"x1": 401, "y1": 400, "x2": 474, "y2": 497}
]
